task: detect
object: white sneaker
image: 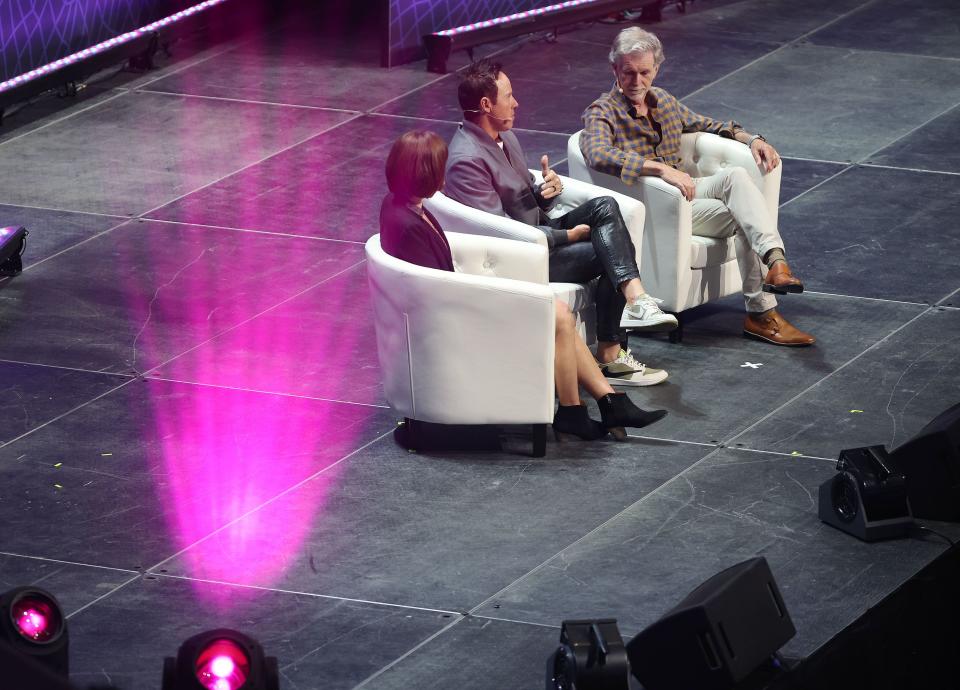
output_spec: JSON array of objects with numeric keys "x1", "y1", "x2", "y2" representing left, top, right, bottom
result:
[
  {"x1": 599, "y1": 348, "x2": 669, "y2": 386},
  {"x1": 620, "y1": 294, "x2": 678, "y2": 331}
]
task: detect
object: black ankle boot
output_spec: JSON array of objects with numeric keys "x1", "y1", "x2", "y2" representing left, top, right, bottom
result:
[
  {"x1": 597, "y1": 393, "x2": 667, "y2": 441},
  {"x1": 553, "y1": 404, "x2": 607, "y2": 441}
]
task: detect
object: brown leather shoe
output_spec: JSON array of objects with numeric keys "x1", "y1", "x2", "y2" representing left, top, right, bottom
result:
[
  {"x1": 743, "y1": 310, "x2": 815, "y2": 346},
  {"x1": 763, "y1": 261, "x2": 804, "y2": 294}
]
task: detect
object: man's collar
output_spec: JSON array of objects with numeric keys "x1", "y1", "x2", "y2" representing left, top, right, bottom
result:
[
  {"x1": 461, "y1": 119, "x2": 507, "y2": 150},
  {"x1": 609, "y1": 83, "x2": 659, "y2": 116}
]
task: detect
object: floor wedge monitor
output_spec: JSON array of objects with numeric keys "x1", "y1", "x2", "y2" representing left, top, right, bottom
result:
[
  {"x1": 626, "y1": 557, "x2": 795, "y2": 690},
  {"x1": 890, "y1": 402, "x2": 960, "y2": 521}
]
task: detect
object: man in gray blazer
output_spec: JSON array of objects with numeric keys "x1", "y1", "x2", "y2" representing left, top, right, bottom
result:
[{"x1": 444, "y1": 58, "x2": 675, "y2": 385}]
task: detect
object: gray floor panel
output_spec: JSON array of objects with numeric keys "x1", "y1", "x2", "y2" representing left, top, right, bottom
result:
[
  {"x1": 0, "y1": 91, "x2": 355, "y2": 216},
  {"x1": 470, "y1": 448, "x2": 958, "y2": 658},
  {"x1": 682, "y1": 43, "x2": 960, "y2": 163},
  {"x1": 0, "y1": 378, "x2": 396, "y2": 570},
  {"x1": 733, "y1": 308, "x2": 960, "y2": 458},
  {"x1": 153, "y1": 436, "x2": 710, "y2": 612}
]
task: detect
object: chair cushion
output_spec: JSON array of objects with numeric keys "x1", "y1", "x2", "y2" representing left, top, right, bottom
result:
[{"x1": 690, "y1": 235, "x2": 738, "y2": 269}]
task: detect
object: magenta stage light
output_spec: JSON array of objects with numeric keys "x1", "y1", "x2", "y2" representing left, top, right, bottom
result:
[
  {"x1": 195, "y1": 639, "x2": 250, "y2": 690},
  {"x1": 0, "y1": 587, "x2": 69, "y2": 677},
  {"x1": 163, "y1": 628, "x2": 278, "y2": 690},
  {"x1": 0, "y1": 0, "x2": 231, "y2": 96}
]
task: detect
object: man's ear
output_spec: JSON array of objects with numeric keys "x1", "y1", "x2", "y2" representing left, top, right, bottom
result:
[{"x1": 479, "y1": 96, "x2": 491, "y2": 113}]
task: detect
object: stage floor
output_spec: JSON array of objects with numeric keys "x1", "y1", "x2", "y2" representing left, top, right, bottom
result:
[{"x1": 1, "y1": 0, "x2": 959, "y2": 687}]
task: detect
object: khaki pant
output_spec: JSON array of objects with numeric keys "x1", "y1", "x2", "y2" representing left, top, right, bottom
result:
[{"x1": 692, "y1": 167, "x2": 782, "y2": 313}]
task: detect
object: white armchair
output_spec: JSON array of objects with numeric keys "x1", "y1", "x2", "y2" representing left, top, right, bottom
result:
[
  {"x1": 365, "y1": 231, "x2": 556, "y2": 456},
  {"x1": 567, "y1": 131, "x2": 782, "y2": 340},
  {"x1": 425, "y1": 171, "x2": 646, "y2": 345}
]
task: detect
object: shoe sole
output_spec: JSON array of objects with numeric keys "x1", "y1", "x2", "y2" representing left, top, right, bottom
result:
[
  {"x1": 743, "y1": 330, "x2": 815, "y2": 346},
  {"x1": 606, "y1": 409, "x2": 668, "y2": 440},
  {"x1": 605, "y1": 372, "x2": 669, "y2": 387},
  {"x1": 762, "y1": 283, "x2": 804, "y2": 295},
  {"x1": 620, "y1": 318, "x2": 679, "y2": 332}
]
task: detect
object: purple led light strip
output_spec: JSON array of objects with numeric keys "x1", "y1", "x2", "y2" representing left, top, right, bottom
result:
[
  {"x1": 437, "y1": 0, "x2": 598, "y2": 36},
  {"x1": 0, "y1": 0, "x2": 230, "y2": 94}
]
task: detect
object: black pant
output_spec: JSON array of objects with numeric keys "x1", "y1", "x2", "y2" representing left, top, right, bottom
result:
[{"x1": 547, "y1": 196, "x2": 640, "y2": 344}]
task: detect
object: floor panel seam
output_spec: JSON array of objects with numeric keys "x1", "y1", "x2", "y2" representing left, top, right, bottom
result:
[
  {"x1": 8, "y1": 218, "x2": 134, "y2": 277},
  {"x1": 64, "y1": 573, "x2": 142, "y2": 620},
  {"x1": 777, "y1": 165, "x2": 853, "y2": 209},
  {"x1": 352, "y1": 617, "x2": 466, "y2": 689},
  {"x1": 142, "y1": 427, "x2": 395, "y2": 574},
  {"x1": 0, "y1": 358, "x2": 135, "y2": 379},
  {"x1": 143, "y1": 375, "x2": 390, "y2": 409},
  {"x1": 133, "y1": 87, "x2": 362, "y2": 115},
  {"x1": 144, "y1": 259, "x2": 367, "y2": 374},
  {"x1": 722, "y1": 308, "x2": 934, "y2": 446},
  {"x1": 860, "y1": 102, "x2": 960, "y2": 163},
  {"x1": 135, "y1": 112, "x2": 364, "y2": 219},
  {"x1": 0, "y1": 378, "x2": 139, "y2": 451},
  {"x1": 0, "y1": 551, "x2": 141, "y2": 575},
  {"x1": 678, "y1": 0, "x2": 880, "y2": 102},
  {"x1": 0, "y1": 91, "x2": 129, "y2": 151},
  {"x1": 141, "y1": 216, "x2": 366, "y2": 243},
  {"x1": 142, "y1": 573, "x2": 460, "y2": 615}
]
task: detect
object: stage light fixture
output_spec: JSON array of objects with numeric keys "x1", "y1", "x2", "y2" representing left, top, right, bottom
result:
[
  {"x1": 162, "y1": 628, "x2": 278, "y2": 690},
  {"x1": 818, "y1": 445, "x2": 913, "y2": 542},
  {"x1": 0, "y1": 226, "x2": 27, "y2": 277},
  {"x1": 422, "y1": 0, "x2": 664, "y2": 73},
  {"x1": 545, "y1": 618, "x2": 630, "y2": 690},
  {"x1": 0, "y1": 586, "x2": 69, "y2": 677}
]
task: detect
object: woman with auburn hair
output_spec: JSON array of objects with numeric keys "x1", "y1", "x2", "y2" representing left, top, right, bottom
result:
[{"x1": 379, "y1": 130, "x2": 666, "y2": 441}]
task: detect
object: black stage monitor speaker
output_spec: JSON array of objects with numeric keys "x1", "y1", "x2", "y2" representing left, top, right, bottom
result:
[
  {"x1": 626, "y1": 557, "x2": 795, "y2": 690},
  {"x1": 818, "y1": 445, "x2": 913, "y2": 541},
  {"x1": 889, "y1": 402, "x2": 960, "y2": 522}
]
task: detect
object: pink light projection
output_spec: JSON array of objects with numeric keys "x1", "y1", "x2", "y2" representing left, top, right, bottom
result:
[
  {"x1": 437, "y1": 0, "x2": 597, "y2": 36},
  {"x1": 0, "y1": 0, "x2": 231, "y2": 95},
  {"x1": 118, "y1": 219, "x2": 364, "y2": 610}
]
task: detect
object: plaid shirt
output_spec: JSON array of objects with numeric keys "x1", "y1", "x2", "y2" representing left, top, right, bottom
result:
[{"x1": 581, "y1": 85, "x2": 743, "y2": 185}]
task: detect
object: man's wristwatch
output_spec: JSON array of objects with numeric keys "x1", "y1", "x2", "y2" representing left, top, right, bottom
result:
[{"x1": 747, "y1": 133, "x2": 766, "y2": 148}]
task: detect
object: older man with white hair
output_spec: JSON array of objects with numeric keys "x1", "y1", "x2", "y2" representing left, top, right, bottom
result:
[{"x1": 580, "y1": 27, "x2": 815, "y2": 347}]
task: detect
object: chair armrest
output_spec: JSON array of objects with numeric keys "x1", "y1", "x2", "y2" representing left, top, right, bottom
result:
[
  {"x1": 425, "y1": 191, "x2": 547, "y2": 246},
  {"x1": 684, "y1": 132, "x2": 782, "y2": 225},
  {"x1": 447, "y1": 231, "x2": 550, "y2": 285},
  {"x1": 529, "y1": 168, "x2": 646, "y2": 272},
  {"x1": 365, "y1": 238, "x2": 555, "y2": 425}
]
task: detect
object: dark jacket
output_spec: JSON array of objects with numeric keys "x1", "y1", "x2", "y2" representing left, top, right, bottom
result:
[
  {"x1": 444, "y1": 120, "x2": 566, "y2": 248},
  {"x1": 379, "y1": 193, "x2": 454, "y2": 272}
]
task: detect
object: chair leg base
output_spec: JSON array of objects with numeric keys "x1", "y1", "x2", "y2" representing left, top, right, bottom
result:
[
  {"x1": 532, "y1": 423, "x2": 547, "y2": 457},
  {"x1": 668, "y1": 313, "x2": 684, "y2": 343}
]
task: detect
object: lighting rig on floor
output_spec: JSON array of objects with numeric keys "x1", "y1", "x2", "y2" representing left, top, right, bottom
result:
[
  {"x1": 0, "y1": 225, "x2": 27, "y2": 277},
  {"x1": 0, "y1": 586, "x2": 73, "y2": 688},
  {"x1": 818, "y1": 401, "x2": 960, "y2": 542},
  {"x1": 422, "y1": 0, "x2": 675, "y2": 73},
  {"x1": 0, "y1": 0, "x2": 233, "y2": 118},
  {"x1": 163, "y1": 628, "x2": 279, "y2": 690},
  {"x1": 547, "y1": 557, "x2": 796, "y2": 690}
]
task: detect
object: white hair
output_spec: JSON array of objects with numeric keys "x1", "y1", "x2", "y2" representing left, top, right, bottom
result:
[{"x1": 609, "y1": 27, "x2": 665, "y2": 67}]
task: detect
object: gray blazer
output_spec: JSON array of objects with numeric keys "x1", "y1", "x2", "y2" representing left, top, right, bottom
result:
[{"x1": 444, "y1": 121, "x2": 567, "y2": 248}]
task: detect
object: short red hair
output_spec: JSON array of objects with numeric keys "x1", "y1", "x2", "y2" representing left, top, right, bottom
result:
[{"x1": 385, "y1": 130, "x2": 448, "y2": 202}]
